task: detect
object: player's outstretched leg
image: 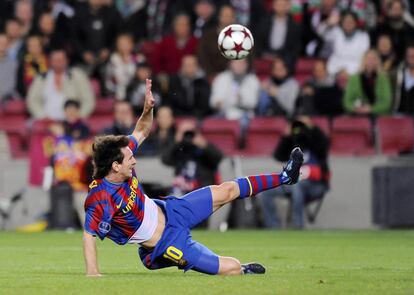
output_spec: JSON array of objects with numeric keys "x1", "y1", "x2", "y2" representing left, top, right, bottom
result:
[
  {"x1": 210, "y1": 147, "x2": 304, "y2": 211},
  {"x1": 208, "y1": 148, "x2": 303, "y2": 275}
]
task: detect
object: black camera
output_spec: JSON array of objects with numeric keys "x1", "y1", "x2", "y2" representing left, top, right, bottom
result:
[{"x1": 183, "y1": 130, "x2": 195, "y2": 142}]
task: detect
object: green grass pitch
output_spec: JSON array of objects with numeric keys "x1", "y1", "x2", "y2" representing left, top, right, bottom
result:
[{"x1": 0, "y1": 230, "x2": 413, "y2": 295}]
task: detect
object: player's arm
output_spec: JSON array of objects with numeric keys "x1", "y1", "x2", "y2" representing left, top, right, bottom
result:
[
  {"x1": 83, "y1": 230, "x2": 101, "y2": 277},
  {"x1": 131, "y1": 78, "x2": 155, "y2": 146}
]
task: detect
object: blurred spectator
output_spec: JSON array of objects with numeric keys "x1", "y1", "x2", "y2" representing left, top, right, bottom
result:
[
  {"x1": 256, "y1": 0, "x2": 302, "y2": 71},
  {"x1": 153, "y1": 13, "x2": 198, "y2": 75},
  {"x1": 327, "y1": 11, "x2": 370, "y2": 77},
  {"x1": 102, "y1": 100, "x2": 135, "y2": 135},
  {"x1": 392, "y1": 43, "x2": 414, "y2": 114},
  {"x1": 260, "y1": 116, "x2": 330, "y2": 229},
  {"x1": 0, "y1": 34, "x2": 17, "y2": 102},
  {"x1": 116, "y1": 0, "x2": 147, "y2": 43},
  {"x1": 305, "y1": 0, "x2": 341, "y2": 58},
  {"x1": 338, "y1": 0, "x2": 377, "y2": 29},
  {"x1": 5, "y1": 19, "x2": 24, "y2": 61},
  {"x1": 0, "y1": 0, "x2": 14, "y2": 32},
  {"x1": 165, "y1": 55, "x2": 211, "y2": 118},
  {"x1": 49, "y1": 100, "x2": 93, "y2": 226},
  {"x1": 228, "y1": 0, "x2": 266, "y2": 30},
  {"x1": 27, "y1": 50, "x2": 95, "y2": 120},
  {"x1": 197, "y1": 4, "x2": 235, "y2": 76},
  {"x1": 50, "y1": 100, "x2": 91, "y2": 140},
  {"x1": 35, "y1": 12, "x2": 72, "y2": 55},
  {"x1": 115, "y1": 0, "x2": 145, "y2": 19},
  {"x1": 257, "y1": 57, "x2": 300, "y2": 117},
  {"x1": 126, "y1": 61, "x2": 162, "y2": 116},
  {"x1": 161, "y1": 119, "x2": 222, "y2": 196},
  {"x1": 210, "y1": 58, "x2": 260, "y2": 120},
  {"x1": 192, "y1": 0, "x2": 217, "y2": 38},
  {"x1": 145, "y1": 0, "x2": 193, "y2": 41},
  {"x1": 376, "y1": 34, "x2": 398, "y2": 73},
  {"x1": 14, "y1": 0, "x2": 34, "y2": 37},
  {"x1": 373, "y1": 0, "x2": 414, "y2": 61},
  {"x1": 343, "y1": 49, "x2": 392, "y2": 115},
  {"x1": 105, "y1": 33, "x2": 137, "y2": 100},
  {"x1": 139, "y1": 105, "x2": 176, "y2": 155},
  {"x1": 295, "y1": 59, "x2": 343, "y2": 116},
  {"x1": 73, "y1": 0, "x2": 121, "y2": 89},
  {"x1": 17, "y1": 35, "x2": 48, "y2": 97}
]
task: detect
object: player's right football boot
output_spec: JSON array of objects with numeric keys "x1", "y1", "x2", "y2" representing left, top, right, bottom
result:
[
  {"x1": 241, "y1": 263, "x2": 266, "y2": 274},
  {"x1": 280, "y1": 147, "x2": 304, "y2": 185}
]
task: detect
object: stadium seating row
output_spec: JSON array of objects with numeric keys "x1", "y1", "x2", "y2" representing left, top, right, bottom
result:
[{"x1": 0, "y1": 103, "x2": 413, "y2": 158}]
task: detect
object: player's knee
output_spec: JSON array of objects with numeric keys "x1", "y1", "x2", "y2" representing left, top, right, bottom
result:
[
  {"x1": 218, "y1": 182, "x2": 238, "y2": 203},
  {"x1": 218, "y1": 256, "x2": 242, "y2": 275}
]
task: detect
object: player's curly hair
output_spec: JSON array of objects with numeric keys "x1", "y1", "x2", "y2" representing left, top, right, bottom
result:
[{"x1": 92, "y1": 135, "x2": 130, "y2": 179}]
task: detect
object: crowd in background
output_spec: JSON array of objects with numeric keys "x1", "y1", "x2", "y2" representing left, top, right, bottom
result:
[
  {"x1": 0, "y1": 0, "x2": 414, "y2": 122},
  {"x1": 3, "y1": 0, "x2": 412, "y2": 229}
]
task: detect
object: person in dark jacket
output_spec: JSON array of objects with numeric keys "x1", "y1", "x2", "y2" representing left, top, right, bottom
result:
[
  {"x1": 161, "y1": 119, "x2": 223, "y2": 196},
  {"x1": 260, "y1": 116, "x2": 330, "y2": 229},
  {"x1": 255, "y1": 0, "x2": 302, "y2": 71},
  {"x1": 138, "y1": 105, "x2": 176, "y2": 156},
  {"x1": 392, "y1": 42, "x2": 414, "y2": 114},
  {"x1": 72, "y1": 0, "x2": 121, "y2": 91},
  {"x1": 165, "y1": 55, "x2": 211, "y2": 118},
  {"x1": 295, "y1": 59, "x2": 343, "y2": 116},
  {"x1": 101, "y1": 100, "x2": 135, "y2": 136}
]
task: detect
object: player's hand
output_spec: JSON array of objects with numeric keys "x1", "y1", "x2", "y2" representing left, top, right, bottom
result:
[{"x1": 143, "y1": 78, "x2": 155, "y2": 114}]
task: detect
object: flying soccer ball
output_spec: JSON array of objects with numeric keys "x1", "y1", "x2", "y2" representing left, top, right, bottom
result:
[{"x1": 217, "y1": 24, "x2": 254, "y2": 60}]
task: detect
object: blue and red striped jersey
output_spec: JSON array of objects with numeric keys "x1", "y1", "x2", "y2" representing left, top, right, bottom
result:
[{"x1": 84, "y1": 135, "x2": 147, "y2": 245}]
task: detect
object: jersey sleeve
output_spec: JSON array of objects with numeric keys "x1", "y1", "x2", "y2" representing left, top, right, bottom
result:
[
  {"x1": 127, "y1": 135, "x2": 139, "y2": 155},
  {"x1": 84, "y1": 191, "x2": 114, "y2": 240}
]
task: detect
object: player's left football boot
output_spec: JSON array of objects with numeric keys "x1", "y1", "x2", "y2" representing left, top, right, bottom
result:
[
  {"x1": 280, "y1": 147, "x2": 304, "y2": 185},
  {"x1": 241, "y1": 263, "x2": 266, "y2": 274}
]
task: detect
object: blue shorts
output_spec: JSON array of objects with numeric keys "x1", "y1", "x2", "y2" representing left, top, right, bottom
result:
[{"x1": 138, "y1": 187, "x2": 220, "y2": 274}]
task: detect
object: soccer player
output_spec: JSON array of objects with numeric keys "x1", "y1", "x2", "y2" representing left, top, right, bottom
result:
[{"x1": 83, "y1": 79, "x2": 304, "y2": 276}]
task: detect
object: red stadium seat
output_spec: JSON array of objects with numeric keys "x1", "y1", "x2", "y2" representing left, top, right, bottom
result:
[
  {"x1": 377, "y1": 116, "x2": 414, "y2": 155},
  {"x1": 0, "y1": 116, "x2": 28, "y2": 158},
  {"x1": 244, "y1": 117, "x2": 287, "y2": 156},
  {"x1": 31, "y1": 119, "x2": 56, "y2": 134},
  {"x1": 3, "y1": 99, "x2": 27, "y2": 116},
  {"x1": 90, "y1": 79, "x2": 101, "y2": 98},
  {"x1": 140, "y1": 41, "x2": 157, "y2": 69},
  {"x1": 254, "y1": 57, "x2": 273, "y2": 80},
  {"x1": 295, "y1": 58, "x2": 317, "y2": 75},
  {"x1": 331, "y1": 117, "x2": 375, "y2": 155},
  {"x1": 86, "y1": 115, "x2": 114, "y2": 135},
  {"x1": 310, "y1": 116, "x2": 330, "y2": 136},
  {"x1": 93, "y1": 98, "x2": 115, "y2": 115},
  {"x1": 201, "y1": 118, "x2": 240, "y2": 156}
]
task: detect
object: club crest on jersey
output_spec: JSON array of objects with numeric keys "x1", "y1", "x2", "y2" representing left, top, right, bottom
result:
[{"x1": 98, "y1": 221, "x2": 111, "y2": 234}]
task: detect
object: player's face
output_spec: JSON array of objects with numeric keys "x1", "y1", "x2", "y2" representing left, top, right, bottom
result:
[{"x1": 118, "y1": 147, "x2": 136, "y2": 179}]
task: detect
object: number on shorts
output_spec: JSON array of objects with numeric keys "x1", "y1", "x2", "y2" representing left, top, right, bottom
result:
[{"x1": 163, "y1": 246, "x2": 183, "y2": 262}]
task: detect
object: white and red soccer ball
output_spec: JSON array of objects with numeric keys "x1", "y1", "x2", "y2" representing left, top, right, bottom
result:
[{"x1": 218, "y1": 24, "x2": 254, "y2": 60}]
